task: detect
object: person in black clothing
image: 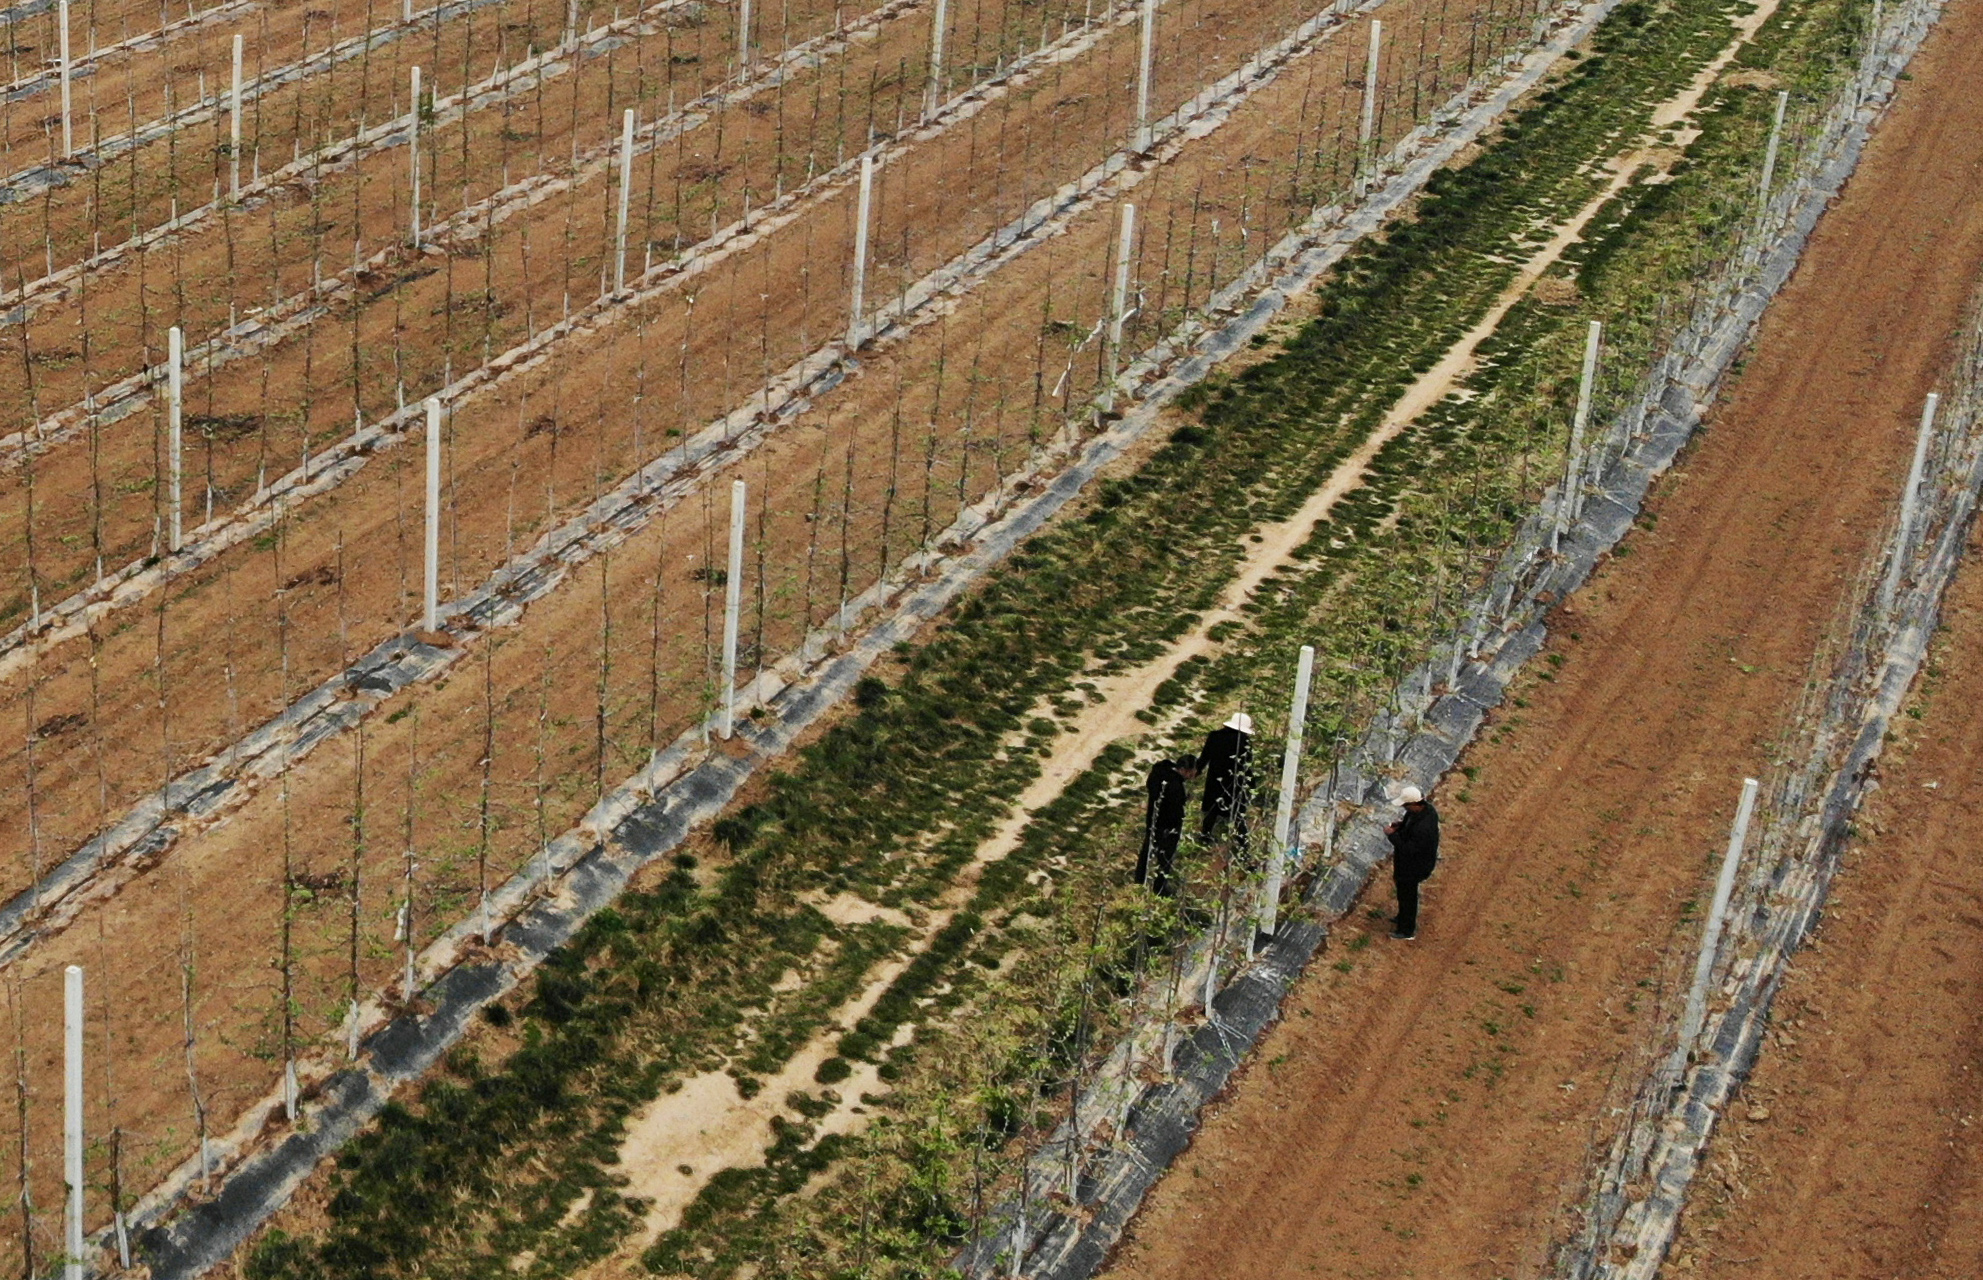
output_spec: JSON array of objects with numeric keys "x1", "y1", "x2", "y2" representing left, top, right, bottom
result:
[
  {"x1": 1384, "y1": 784, "x2": 1439, "y2": 940},
  {"x1": 1137, "y1": 757, "x2": 1198, "y2": 897},
  {"x1": 1197, "y1": 712, "x2": 1256, "y2": 847}
]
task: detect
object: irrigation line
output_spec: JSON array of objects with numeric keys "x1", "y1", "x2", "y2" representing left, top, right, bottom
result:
[{"x1": 115, "y1": 8, "x2": 1586, "y2": 1272}]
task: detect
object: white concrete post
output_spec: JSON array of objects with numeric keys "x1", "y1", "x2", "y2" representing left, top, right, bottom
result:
[
  {"x1": 230, "y1": 33, "x2": 244, "y2": 196},
  {"x1": 923, "y1": 0, "x2": 950, "y2": 119},
  {"x1": 1133, "y1": 0, "x2": 1155, "y2": 152},
  {"x1": 424, "y1": 398, "x2": 441, "y2": 631},
  {"x1": 1258, "y1": 646, "x2": 1314, "y2": 937},
  {"x1": 1757, "y1": 89, "x2": 1787, "y2": 211},
  {"x1": 737, "y1": 0, "x2": 753, "y2": 70},
  {"x1": 566, "y1": 0, "x2": 580, "y2": 43},
  {"x1": 1667, "y1": 777, "x2": 1759, "y2": 1085},
  {"x1": 847, "y1": 152, "x2": 875, "y2": 347},
  {"x1": 58, "y1": 0, "x2": 73, "y2": 159},
  {"x1": 1567, "y1": 319, "x2": 1603, "y2": 521},
  {"x1": 409, "y1": 66, "x2": 423, "y2": 248},
  {"x1": 168, "y1": 326, "x2": 184, "y2": 553},
  {"x1": 1357, "y1": 20, "x2": 1381, "y2": 188},
  {"x1": 1879, "y1": 392, "x2": 1939, "y2": 615},
  {"x1": 1552, "y1": 319, "x2": 1602, "y2": 550},
  {"x1": 1102, "y1": 202, "x2": 1136, "y2": 413},
  {"x1": 402, "y1": 0, "x2": 413, "y2": 22},
  {"x1": 719, "y1": 480, "x2": 746, "y2": 737},
  {"x1": 614, "y1": 108, "x2": 636, "y2": 294},
  {"x1": 64, "y1": 965, "x2": 83, "y2": 1280}
]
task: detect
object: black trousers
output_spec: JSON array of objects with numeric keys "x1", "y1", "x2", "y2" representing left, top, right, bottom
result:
[{"x1": 1394, "y1": 869, "x2": 1427, "y2": 935}]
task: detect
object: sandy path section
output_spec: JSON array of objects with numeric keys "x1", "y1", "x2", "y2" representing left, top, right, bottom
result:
[
  {"x1": 1091, "y1": 1, "x2": 1983, "y2": 1277},
  {"x1": 1665, "y1": 536, "x2": 1983, "y2": 1276}
]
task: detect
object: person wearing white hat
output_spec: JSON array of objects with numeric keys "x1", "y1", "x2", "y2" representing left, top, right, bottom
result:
[
  {"x1": 1383, "y1": 784, "x2": 1440, "y2": 940},
  {"x1": 1197, "y1": 712, "x2": 1257, "y2": 847}
]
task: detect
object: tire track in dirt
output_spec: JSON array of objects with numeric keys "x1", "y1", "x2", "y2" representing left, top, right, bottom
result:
[{"x1": 1091, "y1": 0, "x2": 1983, "y2": 1275}]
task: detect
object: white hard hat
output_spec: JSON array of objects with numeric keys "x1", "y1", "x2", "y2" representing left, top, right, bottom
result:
[
  {"x1": 1396, "y1": 785, "x2": 1424, "y2": 804},
  {"x1": 1223, "y1": 712, "x2": 1254, "y2": 734}
]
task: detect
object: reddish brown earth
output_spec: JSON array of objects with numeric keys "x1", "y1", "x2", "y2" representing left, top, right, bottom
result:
[
  {"x1": 1096, "y1": 3, "x2": 1983, "y2": 1277},
  {"x1": 1665, "y1": 535, "x2": 1983, "y2": 1279},
  {"x1": 0, "y1": 0, "x2": 1512, "y2": 1260}
]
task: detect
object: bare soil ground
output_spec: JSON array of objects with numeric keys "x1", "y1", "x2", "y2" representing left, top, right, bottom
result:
[
  {"x1": 0, "y1": 0, "x2": 1485, "y2": 904},
  {"x1": 1093, "y1": 2, "x2": 1983, "y2": 1275},
  {"x1": 0, "y1": 0, "x2": 1513, "y2": 1257},
  {"x1": 1664, "y1": 532, "x2": 1983, "y2": 1278}
]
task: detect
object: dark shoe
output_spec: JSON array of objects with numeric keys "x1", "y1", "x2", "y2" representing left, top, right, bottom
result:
[{"x1": 1389, "y1": 930, "x2": 1416, "y2": 941}]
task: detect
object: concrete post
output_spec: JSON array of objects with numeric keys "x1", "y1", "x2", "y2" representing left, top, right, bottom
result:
[
  {"x1": 168, "y1": 326, "x2": 184, "y2": 553},
  {"x1": 1133, "y1": 0, "x2": 1156, "y2": 152},
  {"x1": 737, "y1": 0, "x2": 753, "y2": 70},
  {"x1": 924, "y1": 0, "x2": 949, "y2": 120},
  {"x1": 58, "y1": 0, "x2": 73, "y2": 159},
  {"x1": 1102, "y1": 202, "x2": 1136, "y2": 413},
  {"x1": 1757, "y1": 89, "x2": 1788, "y2": 211},
  {"x1": 1357, "y1": 20, "x2": 1381, "y2": 191},
  {"x1": 230, "y1": 33, "x2": 244, "y2": 196},
  {"x1": 847, "y1": 153, "x2": 875, "y2": 347},
  {"x1": 1879, "y1": 392, "x2": 1939, "y2": 615},
  {"x1": 1552, "y1": 319, "x2": 1602, "y2": 550},
  {"x1": 1258, "y1": 646, "x2": 1315, "y2": 937},
  {"x1": 719, "y1": 480, "x2": 747, "y2": 737},
  {"x1": 1668, "y1": 777, "x2": 1759, "y2": 1086},
  {"x1": 1568, "y1": 319, "x2": 1603, "y2": 521},
  {"x1": 409, "y1": 66, "x2": 423, "y2": 247},
  {"x1": 64, "y1": 965, "x2": 83, "y2": 1280},
  {"x1": 424, "y1": 398, "x2": 441, "y2": 631},
  {"x1": 614, "y1": 108, "x2": 636, "y2": 294}
]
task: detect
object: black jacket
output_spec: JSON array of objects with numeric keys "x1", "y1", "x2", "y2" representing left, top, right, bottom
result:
[
  {"x1": 1197, "y1": 726, "x2": 1254, "y2": 825},
  {"x1": 1387, "y1": 802, "x2": 1440, "y2": 880},
  {"x1": 1137, "y1": 759, "x2": 1192, "y2": 890}
]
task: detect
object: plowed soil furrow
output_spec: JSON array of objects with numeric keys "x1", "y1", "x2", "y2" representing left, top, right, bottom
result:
[
  {"x1": 1665, "y1": 514, "x2": 1983, "y2": 1275},
  {"x1": 0, "y1": 0, "x2": 1494, "y2": 908},
  {"x1": 1090, "y1": 1, "x2": 1983, "y2": 1275},
  {"x1": 0, "y1": 0, "x2": 1514, "y2": 1252}
]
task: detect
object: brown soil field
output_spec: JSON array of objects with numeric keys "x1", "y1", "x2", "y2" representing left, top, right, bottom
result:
[
  {"x1": 0, "y1": 0, "x2": 1482, "y2": 899},
  {"x1": 1665, "y1": 527, "x2": 1983, "y2": 1274},
  {"x1": 0, "y1": 0, "x2": 1529, "y2": 1261},
  {"x1": 1091, "y1": 1, "x2": 1983, "y2": 1275}
]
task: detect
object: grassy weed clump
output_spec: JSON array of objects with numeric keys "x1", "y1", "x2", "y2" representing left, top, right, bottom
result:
[{"x1": 240, "y1": 0, "x2": 1883, "y2": 1275}]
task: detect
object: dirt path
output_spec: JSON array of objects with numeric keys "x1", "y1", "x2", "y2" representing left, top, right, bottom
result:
[
  {"x1": 1663, "y1": 532, "x2": 1983, "y2": 1278},
  {"x1": 1092, "y1": 1, "x2": 1983, "y2": 1276}
]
